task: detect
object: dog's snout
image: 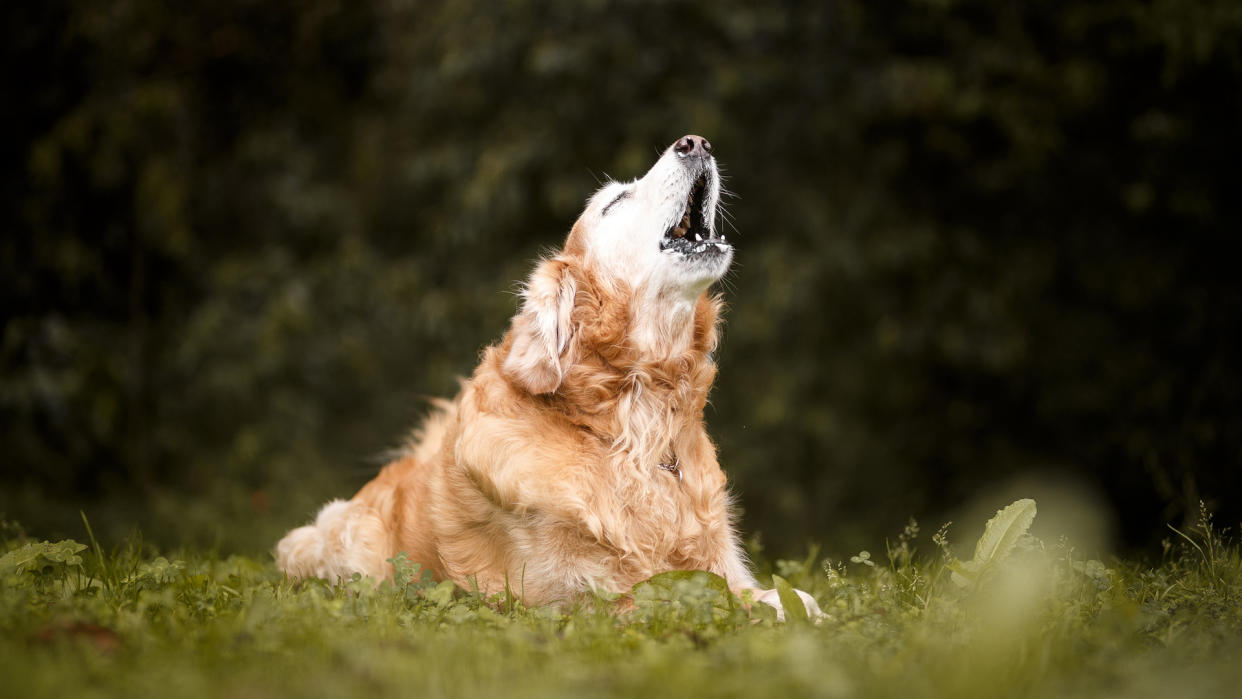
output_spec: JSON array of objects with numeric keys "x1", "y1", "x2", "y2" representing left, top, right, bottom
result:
[{"x1": 673, "y1": 135, "x2": 712, "y2": 158}]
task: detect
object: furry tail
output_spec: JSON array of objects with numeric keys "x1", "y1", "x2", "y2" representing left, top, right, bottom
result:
[{"x1": 274, "y1": 499, "x2": 391, "y2": 583}]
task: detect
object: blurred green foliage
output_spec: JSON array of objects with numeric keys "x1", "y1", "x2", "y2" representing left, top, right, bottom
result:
[{"x1": 2, "y1": 0, "x2": 1240, "y2": 553}]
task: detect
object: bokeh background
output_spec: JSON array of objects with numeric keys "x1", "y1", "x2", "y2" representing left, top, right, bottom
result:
[{"x1": 3, "y1": 0, "x2": 1239, "y2": 558}]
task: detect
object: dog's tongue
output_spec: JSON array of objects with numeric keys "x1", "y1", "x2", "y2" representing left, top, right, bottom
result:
[{"x1": 671, "y1": 213, "x2": 691, "y2": 239}]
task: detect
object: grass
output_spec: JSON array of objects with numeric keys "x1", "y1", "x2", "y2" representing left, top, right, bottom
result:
[{"x1": 2, "y1": 502, "x2": 1240, "y2": 699}]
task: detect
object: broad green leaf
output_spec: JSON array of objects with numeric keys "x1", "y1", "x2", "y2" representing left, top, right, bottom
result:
[
  {"x1": 43, "y1": 540, "x2": 87, "y2": 566},
  {"x1": 772, "y1": 575, "x2": 809, "y2": 624},
  {"x1": 633, "y1": 570, "x2": 731, "y2": 599},
  {"x1": 972, "y1": 499, "x2": 1037, "y2": 566},
  {"x1": 949, "y1": 561, "x2": 975, "y2": 588},
  {"x1": 0, "y1": 543, "x2": 46, "y2": 575},
  {"x1": 0, "y1": 540, "x2": 87, "y2": 575},
  {"x1": 950, "y1": 499, "x2": 1037, "y2": 588},
  {"x1": 632, "y1": 570, "x2": 737, "y2": 623},
  {"x1": 424, "y1": 579, "x2": 457, "y2": 607}
]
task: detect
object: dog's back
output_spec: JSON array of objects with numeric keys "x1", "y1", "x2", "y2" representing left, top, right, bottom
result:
[{"x1": 276, "y1": 400, "x2": 456, "y2": 582}]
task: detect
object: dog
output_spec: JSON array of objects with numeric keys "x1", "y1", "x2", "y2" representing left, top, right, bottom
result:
[{"x1": 276, "y1": 135, "x2": 820, "y2": 619}]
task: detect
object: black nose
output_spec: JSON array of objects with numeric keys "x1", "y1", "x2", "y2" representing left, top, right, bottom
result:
[{"x1": 673, "y1": 135, "x2": 712, "y2": 157}]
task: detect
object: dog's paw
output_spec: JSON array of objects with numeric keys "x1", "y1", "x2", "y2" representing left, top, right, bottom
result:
[{"x1": 751, "y1": 586, "x2": 824, "y2": 623}]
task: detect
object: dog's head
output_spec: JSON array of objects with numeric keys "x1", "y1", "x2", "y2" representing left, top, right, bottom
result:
[
  {"x1": 504, "y1": 135, "x2": 731, "y2": 395},
  {"x1": 567, "y1": 134, "x2": 732, "y2": 296}
]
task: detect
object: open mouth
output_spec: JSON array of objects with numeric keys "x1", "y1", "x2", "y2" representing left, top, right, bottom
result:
[{"x1": 660, "y1": 173, "x2": 729, "y2": 255}]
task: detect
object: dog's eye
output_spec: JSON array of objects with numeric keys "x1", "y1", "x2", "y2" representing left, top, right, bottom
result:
[{"x1": 601, "y1": 190, "x2": 630, "y2": 216}]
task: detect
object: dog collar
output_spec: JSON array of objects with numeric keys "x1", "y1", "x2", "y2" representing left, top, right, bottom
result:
[{"x1": 657, "y1": 456, "x2": 683, "y2": 484}]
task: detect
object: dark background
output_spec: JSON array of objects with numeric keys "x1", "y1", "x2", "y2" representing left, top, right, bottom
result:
[{"x1": 3, "y1": 0, "x2": 1239, "y2": 558}]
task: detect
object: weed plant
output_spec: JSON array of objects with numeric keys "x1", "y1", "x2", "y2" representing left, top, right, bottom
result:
[{"x1": 1, "y1": 502, "x2": 1239, "y2": 698}]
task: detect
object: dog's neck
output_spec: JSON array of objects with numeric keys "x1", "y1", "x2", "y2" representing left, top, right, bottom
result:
[
  {"x1": 603, "y1": 284, "x2": 721, "y2": 470},
  {"x1": 626, "y1": 286, "x2": 704, "y2": 360},
  {"x1": 534, "y1": 265, "x2": 721, "y2": 469},
  {"x1": 571, "y1": 264, "x2": 719, "y2": 366}
]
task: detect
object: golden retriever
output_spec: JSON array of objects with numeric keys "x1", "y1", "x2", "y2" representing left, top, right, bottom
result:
[{"x1": 276, "y1": 135, "x2": 819, "y2": 619}]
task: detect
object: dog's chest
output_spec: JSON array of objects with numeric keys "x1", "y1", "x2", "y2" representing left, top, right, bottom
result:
[{"x1": 591, "y1": 446, "x2": 719, "y2": 561}]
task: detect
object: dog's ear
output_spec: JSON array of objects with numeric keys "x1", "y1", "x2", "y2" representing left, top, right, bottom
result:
[{"x1": 503, "y1": 257, "x2": 577, "y2": 395}]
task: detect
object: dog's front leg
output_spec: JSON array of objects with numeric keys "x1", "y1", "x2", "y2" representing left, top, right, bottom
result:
[
  {"x1": 712, "y1": 530, "x2": 823, "y2": 621},
  {"x1": 747, "y1": 587, "x2": 824, "y2": 622}
]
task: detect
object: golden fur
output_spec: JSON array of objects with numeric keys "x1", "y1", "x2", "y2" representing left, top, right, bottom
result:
[{"x1": 276, "y1": 136, "x2": 818, "y2": 617}]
